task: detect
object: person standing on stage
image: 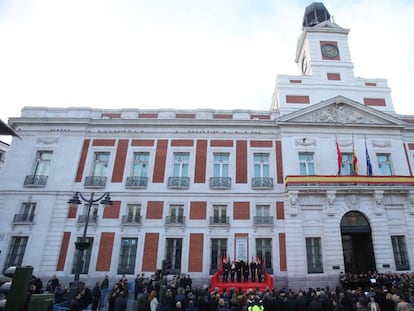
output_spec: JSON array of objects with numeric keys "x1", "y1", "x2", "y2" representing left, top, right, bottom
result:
[
  {"x1": 236, "y1": 261, "x2": 242, "y2": 283},
  {"x1": 243, "y1": 261, "x2": 249, "y2": 282},
  {"x1": 223, "y1": 259, "x2": 230, "y2": 283},
  {"x1": 256, "y1": 260, "x2": 263, "y2": 283},
  {"x1": 250, "y1": 260, "x2": 257, "y2": 282},
  {"x1": 230, "y1": 261, "x2": 236, "y2": 282}
]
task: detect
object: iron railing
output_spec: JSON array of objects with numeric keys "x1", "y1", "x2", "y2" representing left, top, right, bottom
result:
[
  {"x1": 209, "y1": 177, "x2": 231, "y2": 189},
  {"x1": 24, "y1": 175, "x2": 48, "y2": 186}
]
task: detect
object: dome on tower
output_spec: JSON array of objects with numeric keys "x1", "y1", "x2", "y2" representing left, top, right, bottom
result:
[{"x1": 302, "y1": 2, "x2": 331, "y2": 28}]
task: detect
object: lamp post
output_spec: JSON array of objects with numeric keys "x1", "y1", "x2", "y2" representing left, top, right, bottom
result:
[{"x1": 67, "y1": 191, "x2": 113, "y2": 300}]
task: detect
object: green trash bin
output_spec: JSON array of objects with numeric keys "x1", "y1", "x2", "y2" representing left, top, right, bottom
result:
[{"x1": 27, "y1": 293, "x2": 54, "y2": 311}]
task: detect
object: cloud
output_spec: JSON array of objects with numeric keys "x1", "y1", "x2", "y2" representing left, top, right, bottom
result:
[{"x1": 0, "y1": 0, "x2": 412, "y2": 127}]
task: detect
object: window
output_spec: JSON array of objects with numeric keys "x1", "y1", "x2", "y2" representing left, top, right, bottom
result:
[
  {"x1": 169, "y1": 153, "x2": 190, "y2": 188},
  {"x1": 24, "y1": 151, "x2": 52, "y2": 185},
  {"x1": 377, "y1": 154, "x2": 392, "y2": 176},
  {"x1": 210, "y1": 153, "x2": 231, "y2": 188},
  {"x1": 92, "y1": 152, "x2": 110, "y2": 177},
  {"x1": 14, "y1": 202, "x2": 36, "y2": 222},
  {"x1": 72, "y1": 237, "x2": 93, "y2": 274},
  {"x1": 85, "y1": 152, "x2": 110, "y2": 187},
  {"x1": 340, "y1": 153, "x2": 354, "y2": 175},
  {"x1": 125, "y1": 204, "x2": 141, "y2": 223},
  {"x1": 4, "y1": 236, "x2": 28, "y2": 268},
  {"x1": 254, "y1": 153, "x2": 270, "y2": 178},
  {"x1": 173, "y1": 153, "x2": 189, "y2": 177},
  {"x1": 391, "y1": 236, "x2": 410, "y2": 270},
  {"x1": 132, "y1": 152, "x2": 149, "y2": 177},
  {"x1": 306, "y1": 237, "x2": 323, "y2": 273},
  {"x1": 165, "y1": 238, "x2": 182, "y2": 274},
  {"x1": 299, "y1": 152, "x2": 315, "y2": 175},
  {"x1": 256, "y1": 238, "x2": 272, "y2": 272},
  {"x1": 118, "y1": 238, "x2": 138, "y2": 274},
  {"x1": 212, "y1": 205, "x2": 227, "y2": 224},
  {"x1": 256, "y1": 205, "x2": 270, "y2": 217},
  {"x1": 34, "y1": 151, "x2": 52, "y2": 176},
  {"x1": 78, "y1": 204, "x2": 98, "y2": 224},
  {"x1": 214, "y1": 153, "x2": 229, "y2": 177},
  {"x1": 169, "y1": 205, "x2": 184, "y2": 224},
  {"x1": 254, "y1": 205, "x2": 272, "y2": 224},
  {"x1": 211, "y1": 239, "x2": 227, "y2": 271}
]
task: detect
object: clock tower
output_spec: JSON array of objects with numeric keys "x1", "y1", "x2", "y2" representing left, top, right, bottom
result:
[
  {"x1": 271, "y1": 2, "x2": 394, "y2": 115},
  {"x1": 295, "y1": 2, "x2": 355, "y2": 80}
]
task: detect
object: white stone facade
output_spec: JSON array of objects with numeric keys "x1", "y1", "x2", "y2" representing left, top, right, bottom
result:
[{"x1": 0, "y1": 3, "x2": 413, "y2": 290}]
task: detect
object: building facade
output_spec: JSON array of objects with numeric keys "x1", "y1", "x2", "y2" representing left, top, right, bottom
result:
[{"x1": 0, "y1": 3, "x2": 414, "y2": 290}]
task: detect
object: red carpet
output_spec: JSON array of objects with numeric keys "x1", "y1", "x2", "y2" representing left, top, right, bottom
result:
[{"x1": 210, "y1": 272, "x2": 273, "y2": 293}]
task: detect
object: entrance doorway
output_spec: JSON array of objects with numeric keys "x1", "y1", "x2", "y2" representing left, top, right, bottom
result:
[{"x1": 341, "y1": 211, "x2": 376, "y2": 273}]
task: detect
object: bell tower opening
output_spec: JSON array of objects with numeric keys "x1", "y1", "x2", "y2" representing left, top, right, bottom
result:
[
  {"x1": 302, "y1": 2, "x2": 331, "y2": 28},
  {"x1": 340, "y1": 211, "x2": 376, "y2": 273}
]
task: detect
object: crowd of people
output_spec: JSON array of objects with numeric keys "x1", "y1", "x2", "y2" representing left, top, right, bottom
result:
[{"x1": 30, "y1": 270, "x2": 414, "y2": 311}]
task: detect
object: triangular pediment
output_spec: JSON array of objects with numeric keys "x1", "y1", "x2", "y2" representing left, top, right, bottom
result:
[{"x1": 277, "y1": 96, "x2": 406, "y2": 127}]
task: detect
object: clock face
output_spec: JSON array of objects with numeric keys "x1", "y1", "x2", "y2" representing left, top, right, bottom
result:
[{"x1": 321, "y1": 44, "x2": 339, "y2": 58}]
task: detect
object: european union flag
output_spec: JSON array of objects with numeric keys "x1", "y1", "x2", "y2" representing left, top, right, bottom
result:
[{"x1": 366, "y1": 144, "x2": 373, "y2": 176}]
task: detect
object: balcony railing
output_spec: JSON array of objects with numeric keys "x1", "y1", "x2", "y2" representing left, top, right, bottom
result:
[
  {"x1": 252, "y1": 177, "x2": 273, "y2": 189},
  {"x1": 77, "y1": 214, "x2": 98, "y2": 224},
  {"x1": 167, "y1": 177, "x2": 190, "y2": 189},
  {"x1": 209, "y1": 216, "x2": 230, "y2": 226},
  {"x1": 165, "y1": 216, "x2": 185, "y2": 225},
  {"x1": 209, "y1": 177, "x2": 231, "y2": 189},
  {"x1": 253, "y1": 216, "x2": 274, "y2": 225},
  {"x1": 84, "y1": 176, "x2": 107, "y2": 188},
  {"x1": 125, "y1": 176, "x2": 148, "y2": 188},
  {"x1": 285, "y1": 175, "x2": 414, "y2": 188},
  {"x1": 24, "y1": 175, "x2": 48, "y2": 187},
  {"x1": 121, "y1": 215, "x2": 142, "y2": 225},
  {"x1": 13, "y1": 213, "x2": 35, "y2": 223}
]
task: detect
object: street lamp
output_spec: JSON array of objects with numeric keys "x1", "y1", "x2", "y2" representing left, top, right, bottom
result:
[{"x1": 67, "y1": 192, "x2": 113, "y2": 300}]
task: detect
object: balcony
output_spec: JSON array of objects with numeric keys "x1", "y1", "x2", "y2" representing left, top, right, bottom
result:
[
  {"x1": 125, "y1": 176, "x2": 148, "y2": 188},
  {"x1": 167, "y1": 177, "x2": 190, "y2": 189},
  {"x1": 84, "y1": 176, "x2": 107, "y2": 188},
  {"x1": 13, "y1": 213, "x2": 34, "y2": 224},
  {"x1": 209, "y1": 216, "x2": 230, "y2": 226},
  {"x1": 285, "y1": 175, "x2": 414, "y2": 190},
  {"x1": 209, "y1": 177, "x2": 231, "y2": 189},
  {"x1": 165, "y1": 215, "x2": 185, "y2": 225},
  {"x1": 77, "y1": 214, "x2": 98, "y2": 224},
  {"x1": 252, "y1": 177, "x2": 273, "y2": 189},
  {"x1": 253, "y1": 216, "x2": 274, "y2": 226},
  {"x1": 121, "y1": 215, "x2": 142, "y2": 225},
  {"x1": 24, "y1": 175, "x2": 48, "y2": 187}
]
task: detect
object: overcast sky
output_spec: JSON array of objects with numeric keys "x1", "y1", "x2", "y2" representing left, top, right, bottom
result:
[{"x1": 0, "y1": 0, "x2": 413, "y2": 129}]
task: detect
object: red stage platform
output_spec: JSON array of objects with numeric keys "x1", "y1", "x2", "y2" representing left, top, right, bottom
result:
[{"x1": 210, "y1": 272, "x2": 273, "y2": 293}]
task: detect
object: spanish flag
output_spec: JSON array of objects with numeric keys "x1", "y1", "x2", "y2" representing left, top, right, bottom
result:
[
  {"x1": 353, "y1": 145, "x2": 358, "y2": 175},
  {"x1": 336, "y1": 141, "x2": 342, "y2": 175}
]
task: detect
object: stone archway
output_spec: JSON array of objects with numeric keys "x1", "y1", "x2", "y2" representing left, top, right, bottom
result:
[{"x1": 341, "y1": 211, "x2": 376, "y2": 273}]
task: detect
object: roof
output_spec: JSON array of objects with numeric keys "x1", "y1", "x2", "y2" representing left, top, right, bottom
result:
[{"x1": 0, "y1": 119, "x2": 19, "y2": 137}]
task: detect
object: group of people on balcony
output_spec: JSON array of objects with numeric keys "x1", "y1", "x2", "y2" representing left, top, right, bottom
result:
[{"x1": 221, "y1": 258, "x2": 264, "y2": 283}]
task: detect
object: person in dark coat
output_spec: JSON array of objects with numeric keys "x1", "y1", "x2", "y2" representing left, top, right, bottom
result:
[
  {"x1": 223, "y1": 260, "x2": 230, "y2": 283},
  {"x1": 243, "y1": 261, "x2": 249, "y2": 282},
  {"x1": 308, "y1": 295, "x2": 323, "y2": 311},
  {"x1": 114, "y1": 290, "x2": 128, "y2": 311},
  {"x1": 236, "y1": 261, "x2": 242, "y2": 283},
  {"x1": 91, "y1": 281, "x2": 102, "y2": 310},
  {"x1": 250, "y1": 261, "x2": 257, "y2": 282},
  {"x1": 256, "y1": 261, "x2": 263, "y2": 283},
  {"x1": 230, "y1": 262, "x2": 236, "y2": 282},
  {"x1": 69, "y1": 291, "x2": 83, "y2": 311}
]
